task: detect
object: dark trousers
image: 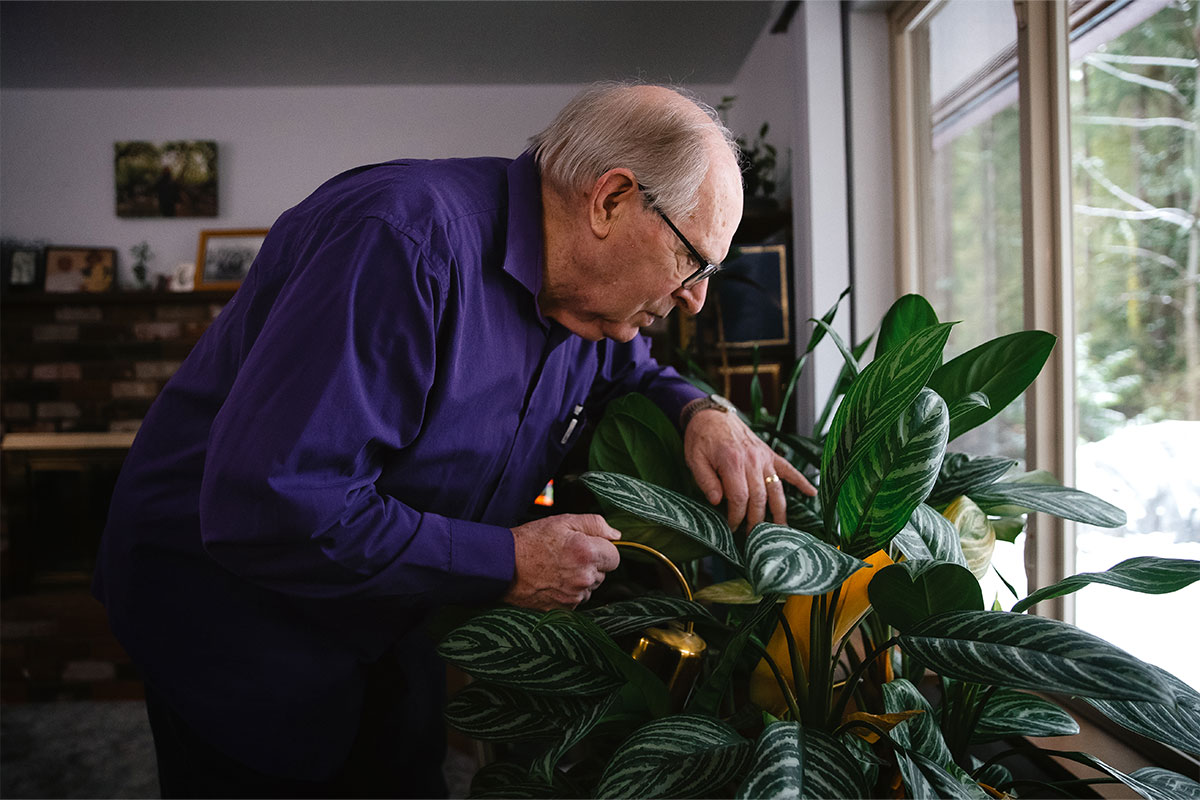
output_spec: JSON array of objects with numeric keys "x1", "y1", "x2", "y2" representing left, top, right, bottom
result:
[{"x1": 144, "y1": 647, "x2": 448, "y2": 799}]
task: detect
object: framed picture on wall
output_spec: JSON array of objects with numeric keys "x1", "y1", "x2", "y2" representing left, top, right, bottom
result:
[
  {"x1": 114, "y1": 140, "x2": 218, "y2": 218},
  {"x1": 1, "y1": 246, "x2": 45, "y2": 294},
  {"x1": 195, "y1": 229, "x2": 268, "y2": 290},
  {"x1": 712, "y1": 244, "x2": 790, "y2": 347},
  {"x1": 43, "y1": 247, "x2": 117, "y2": 293}
]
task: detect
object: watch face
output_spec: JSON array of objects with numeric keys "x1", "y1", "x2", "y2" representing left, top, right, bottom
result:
[{"x1": 710, "y1": 394, "x2": 736, "y2": 412}]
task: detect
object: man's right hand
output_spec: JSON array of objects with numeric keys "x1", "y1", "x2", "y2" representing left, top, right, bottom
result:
[{"x1": 503, "y1": 514, "x2": 621, "y2": 611}]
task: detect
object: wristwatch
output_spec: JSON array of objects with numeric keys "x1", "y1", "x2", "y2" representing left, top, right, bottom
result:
[{"x1": 679, "y1": 393, "x2": 737, "y2": 429}]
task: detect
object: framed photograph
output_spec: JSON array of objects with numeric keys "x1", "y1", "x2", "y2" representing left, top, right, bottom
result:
[
  {"x1": 42, "y1": 247, "x2": 117, "y2": 293},
  {"x1": 712, "y1": 244, "x2": 790, "y2": 347},
  {"x1": 195, "y1": 229, "x2": 268, "y2": 290},
  {"x1": 720, "y1": 362, "x2": 782, "y2": 414},
  {"x1": 115, "y1": 140, "x2": 218, "y2": 218},
  {"x1": 1, "y1": 246, "x2": 44, "y2": 294}
]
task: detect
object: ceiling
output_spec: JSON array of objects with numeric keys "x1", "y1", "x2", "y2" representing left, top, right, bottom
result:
[{"x1": 0, "y1": 1, "x2": 778, "y2": 89}]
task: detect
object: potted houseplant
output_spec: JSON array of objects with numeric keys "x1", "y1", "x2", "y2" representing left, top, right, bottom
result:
[{"x1": 438, "y1": 293, "x2": 1200, "y2": 799}]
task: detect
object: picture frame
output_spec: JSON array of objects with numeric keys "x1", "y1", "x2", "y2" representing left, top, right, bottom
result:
[
  {"x1": 1, "y1": 246, "x2": 45, "y2": 294},
  {"x1": 712, "y1": 243, "x2": 790, "y2": 347},
  {"x1": 114, "y1": 140, "x2": 218, "y2": 218},
  {"x1": 720, "y1": 362, "x2": 782, "y2": 414},
  {"x1": 194, "y1": 229, "x2": 268, "y2": 290},
  {"x1": 42, "y1": 247, "x2": 117, "y2": 293}
]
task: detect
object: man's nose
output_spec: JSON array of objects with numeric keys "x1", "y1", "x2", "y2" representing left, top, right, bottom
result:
[{"x1": 672, "y1": 280, "x2": 708, "y2": 315}]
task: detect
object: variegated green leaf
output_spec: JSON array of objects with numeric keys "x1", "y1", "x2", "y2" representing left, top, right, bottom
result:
[
  {"x1": 595, "y1": 714, "x2": 751, "y2": 799},
  {"x1": 883, "y1": 678, "x2": 976, "y2": 792},
  {"x1": 838, "y1": 388, "x2": 949, "y2": 558},
  {"x1": 1085, "y1": 665, "x2": 1200, "y2": 757},
  {"x1": 1011, "y1": 557, "x2": 1200, "y2": 614},
  {"x1": 584, "y1": 596, "x2": 716, "y2": 639},
  {"x1": 693, "y1": 578, "x2": 766, "y2": 605},
  {"x1": 928, "y1": 452, "x2": 1017, "y2": 507},
  {"x1": 468, "y1": 761, "x2": 563, "y2": 798},
  {"x1": 821, "y1": 324, "x2": 954, "y2": 534},
  {"x1": 946, "y1": 392, "x2": 990, "y2": 425},
  {"x1": 746, "y1": 522, "x2": 869, "y2": 596},
  {"x1": 901, "y1": 751, "x2": 991, "y2": 800},
  {"x1": 737, "y1": 721, "x2": 803, "y2": 800},
  {"x1": 581, "y1": 471, "x2": 742, "y2": 567},
  {"x1": 444, "y1": 682, "x2": 605, "y2": 742},
  {"x1": 943, "y1": 496, "x2": 995, "y2": 581},
  {"x1": 971, "y1": 688, "x2": 1079, "y2": 742},
  {"x1": 688, "y1": 597, "x2": 777, "y2": 716},
  {"x1": 1129, "y1": 767, "x2": 1200, "y2": 800},
  {"x1": 927, "y1": 330, "x2": 1055, "y2": 442},
  {"x1": 875, "y1": 293, "x2": 941, "y2": 361},
  {"x1": 899, "y1": 610, "x2": 1175, "y2": 704},
  {"x1": 603, "y1": 511, "x2": 715, "y2": 564},
  {"x1": 890, "y1": 503, "x2": 967, "y2": 567},
  {"x1": 529, "y1": 691, "x2": 620, "y2": 784},
  {"x1": 798, "y1": 730, "x2": 872, "y2": 799},
  {"x1": 868, "y1": 562, "x2": 983, "y2": 632},
  {"x1": 438, "y1": 608, "x2": 622, "y2": 695},
  {"x1": 968, "y1": 481, "x2": 1126, "y2": 528}
]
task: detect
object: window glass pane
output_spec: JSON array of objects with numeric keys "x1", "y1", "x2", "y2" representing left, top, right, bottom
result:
[
  {"x1": 1070, "y1": 0, "x2": 1200, "y2": 689},
  {"x1": 925, "y1": 0, "x2": 1026, "y2": 604}
]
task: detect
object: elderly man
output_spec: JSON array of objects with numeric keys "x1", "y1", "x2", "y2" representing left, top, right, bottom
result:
[{"x1": 94, "y1": 82, "x2": 812, "y2": 798}]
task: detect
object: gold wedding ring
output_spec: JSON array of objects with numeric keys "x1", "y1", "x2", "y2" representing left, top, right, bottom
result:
[{"x1": 764, "y1": 474, "x2": 780, "y2": 486}]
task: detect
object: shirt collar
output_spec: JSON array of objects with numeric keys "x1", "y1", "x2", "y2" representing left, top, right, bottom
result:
[{"x1": 503, "y1": 150, "x2": 550, "y2": 327}]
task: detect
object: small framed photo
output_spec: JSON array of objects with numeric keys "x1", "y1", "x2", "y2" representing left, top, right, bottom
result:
[
  {"x1": 713, "y1": 244, "x2": 790, "y2": 347},
  {"x1": 115, "y1": 140, "x2": 218, "y2": 218},
  {"x1": 43, "y1": 247, "x2": 117, "y2": 293},
  {"x1": 195, "y1": 229, "x2": 268, "y2": 290},
  {"x1": 1, "y1": 246, "x2": 44, "y2": 294}
]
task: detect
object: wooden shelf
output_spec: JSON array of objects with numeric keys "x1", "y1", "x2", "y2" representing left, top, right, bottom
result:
[{"x1": 1, "y1": 289, "x2": 235, "y2": 307}]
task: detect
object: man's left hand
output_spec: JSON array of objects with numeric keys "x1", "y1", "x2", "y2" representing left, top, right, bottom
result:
[{"x1": 683, "y1": 408, "x2": 816, "y2": 531}]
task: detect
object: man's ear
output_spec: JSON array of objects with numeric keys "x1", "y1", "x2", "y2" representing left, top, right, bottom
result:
[{"x1": 588, "y1": 168, "x2": 640, "y2": 238}]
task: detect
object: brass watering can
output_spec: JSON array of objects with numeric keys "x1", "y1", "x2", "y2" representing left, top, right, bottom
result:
[{"x1": 613, "y1": 540, "x2": 707, "y2": 710}]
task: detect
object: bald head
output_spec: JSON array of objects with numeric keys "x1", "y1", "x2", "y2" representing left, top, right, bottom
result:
[{"x1": 530, "y1": 82, "x2": 741, "y2": 219}]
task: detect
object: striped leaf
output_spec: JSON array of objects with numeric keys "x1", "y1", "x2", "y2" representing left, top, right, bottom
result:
[
  {"x1": 890, "y1": 503, "x2": 968, "y2": 568},
  {"x1": 529, "y1": 691, "x2": 620, "y2": 784},
  {"x1": 901, "y1": 751, "x2": 992, "y2": 800},
  {"x1": 737, "y1": 721, "x2": 804, "y2": 800},
  {"x1": 875, "y1": 294, "x2": 941, "y2": 361},
  {"x1": 838, "y1": 388, "x2": 949, "y2": 558},
  {"x1": 438, "y1": 608, "x2": 622, "y2": 695},
  {"x1": 821, "y1": 324, "x2": 954, "y2": 533},
  {"x1": 1129, "y1": 768, "x2": 1200, "y2": 800},
  {"x1": 943, "y1": 496, "x2": 995, "y2": 581},
  {"x1": 1085, "y1": 665, "x2": 1200, "y2": 757},
  {"x1": 746, "y1": 523, "x2": 869, "y2": 596},
  {"x1": 580, "y1": 471, "x2": 742, "y2": 568},
  {"x1": 797, "y1": 730, "x2": 872, "y2": 799},
  {"x1": 868, "y1": 562, "x2": 983, "y2": 632},
  {"x1": 927, "y1": 330, "x2": 1055, "y2": 442},
  {"x1": 595, "y1": 714, "x2": 751, "y2": 799},
  {"x1": 968, "y1": 482, "x2": 1126, "y2": 528},
  {"x1": 947, "y1": 392, "x2": 990, "y2": 425},
  {"x1": 883, "y1": 678, "x2": 977, "y2": 792},
  {"x1": 1011, "y1": 557, "x2": 1200, "y2": 614},
  {"x1": 928, "y1": 452, "x2": 1017, "y2": 507},
  {"x1": 584, "y1": 596, "x2": 716, "y2": 639},
  {"x1": 899, "y1": 610, "x2": 1175, "y2": 704},
  {"x1": 468, "y1": 761, "x2": 564, "y2": 798},
  {"x1": 971, "y1": 688, "x2": 1079, "y2": 742},
  {"x1": 444, "y1": 682, "x2": 607, "y2": 742}
]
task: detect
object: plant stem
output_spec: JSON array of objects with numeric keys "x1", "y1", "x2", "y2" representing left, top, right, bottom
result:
[
  {"x1": 775, "y1": 605, "x2": 809, "y2": 710},
  {"x1": 829, "y1": 635, "x2": 900, "y2": 725},
  {"x1": 749, "y1": 638, "x2": 802, "y2": 722}
]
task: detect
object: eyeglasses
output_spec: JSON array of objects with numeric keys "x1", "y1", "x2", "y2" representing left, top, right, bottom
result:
[{"x1": 640, "y1": 187, "x2": 721, "y2": 289}]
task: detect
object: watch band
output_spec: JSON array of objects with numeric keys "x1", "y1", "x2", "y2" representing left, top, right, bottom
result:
[{"x1": 680, "y1": 393, "x2": 736, "y2": 429}]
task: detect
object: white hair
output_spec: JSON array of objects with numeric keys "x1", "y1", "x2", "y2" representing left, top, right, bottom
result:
[{"x1": 529, "y1": 81, "x2": 740, "y2": 219}]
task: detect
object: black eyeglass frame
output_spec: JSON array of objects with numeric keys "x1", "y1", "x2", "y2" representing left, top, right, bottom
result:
[{"x1": 639, "y1": 187, "x2": 721, "y2": 289}]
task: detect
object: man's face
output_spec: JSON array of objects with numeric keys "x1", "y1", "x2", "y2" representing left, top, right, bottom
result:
[{"x1": 552, "y1": 163, "x2": 743, "y2": 343}]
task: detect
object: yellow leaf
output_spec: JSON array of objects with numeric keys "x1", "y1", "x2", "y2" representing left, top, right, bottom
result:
[
  {"x1": 944, "y1": 496, "x2": 995, "y2": 581},
  {"x1": 842, "y1": 709, "x2": 924, "y2": 743}
]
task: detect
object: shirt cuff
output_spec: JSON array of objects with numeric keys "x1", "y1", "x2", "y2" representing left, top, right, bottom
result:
[{"x1": 446, "y1": 517, "x2": 516, "y2": 604}]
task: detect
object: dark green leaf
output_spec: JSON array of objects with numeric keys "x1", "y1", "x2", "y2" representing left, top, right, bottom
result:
[
  {"x1": 810, "y1": 318, "x2": 861, "y2": 377},
  {"x1": 927, "y1": 330, "x2": 1056, "y2": 441},
  {"x1": 601, "y1": 510, "x2": 714, "y2": 564},
  {"x1": 737, "y1": 721, "x2": 804, "y2": 800},
  {"x1": 438, "y1": 608, "x2": 622, "y2": 695},
  {"x1": 968, "y1": 482, "x2": 1126, "y2": 527},
  {"x1": 687, "y1": 597, "x2": 776, "y2": 716},
  {"x1": 971, "y1": 688, "x2": 1079, "y2": 742},
  {"x1": 1011, "y1": 557, "x2": 1200, "y2": 614},
  {"x1": 580, "y1": 471, "x2": 742, "y2": 568},
  {"x1": 1085, "y1": 665, "x2": 1200, "y2": 757},
  {"x1": 815, "y1": 335, "x2": 875, "y2": 436},
  {"x1": 584, "y1": 596, "x2": 716, "y2": 639},
  {"x1": 589, "y1": 393, "x2": 692, "y2": 495},
  {"x1": 875, "y1": 294, "x2": 941, "y2": 361},
  {"x1": 468, "y1": 761, "x2": 561, "y2": 798},
  {"x1": 991, "y1": 516, "x2": 1025, "y2": 543},
  {"x1": 745, "y1": 522, "x2": 868, "y2": 596},
  {"x1": 869, "y1": 562, "x2": 984, "y2": 632},
  {"x1": 928, "y1": 453, "x2": 1018, "y2": 507},
  {"x1": 1129, "y1": 767, "x2": 1200, "y2": 800},
  {"x1": 902, "y1": 751, "x2": 992, "y2": 799},
  {"x1": 900, "y1": 610, "x2": 1175, "y2": 704},
  {"x1": 444, "y1": 682, "x2": 605, "y2": 742},
  {"x1": 946, "y1": 392, "x2": 990, "y2": 426},
  {"x1": 529, "y1": 691, "x2": 620, "y2": 784},
  {"x1": 838, "y1": 388, "x2": 949, "y2": 557},
  {"x1": 594, "y1": 714, "x2": 751, "y2": 799},
  {"x1": 798, "y1": 730, "x2": 872, "y2": 799}
]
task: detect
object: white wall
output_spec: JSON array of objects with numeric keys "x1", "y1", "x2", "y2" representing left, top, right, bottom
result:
[{"x1": 0, "y1": 83, "x2": 725, "y2": 287}]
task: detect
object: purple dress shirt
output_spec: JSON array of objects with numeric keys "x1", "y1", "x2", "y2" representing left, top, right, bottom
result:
[{"x1": 93, "y1": 151, "x2": 704, "y2": 779}]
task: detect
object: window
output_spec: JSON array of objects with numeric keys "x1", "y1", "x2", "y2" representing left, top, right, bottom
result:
[{"x1": 892, "y1": 0, "x2": 1198, "y2": 688}]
